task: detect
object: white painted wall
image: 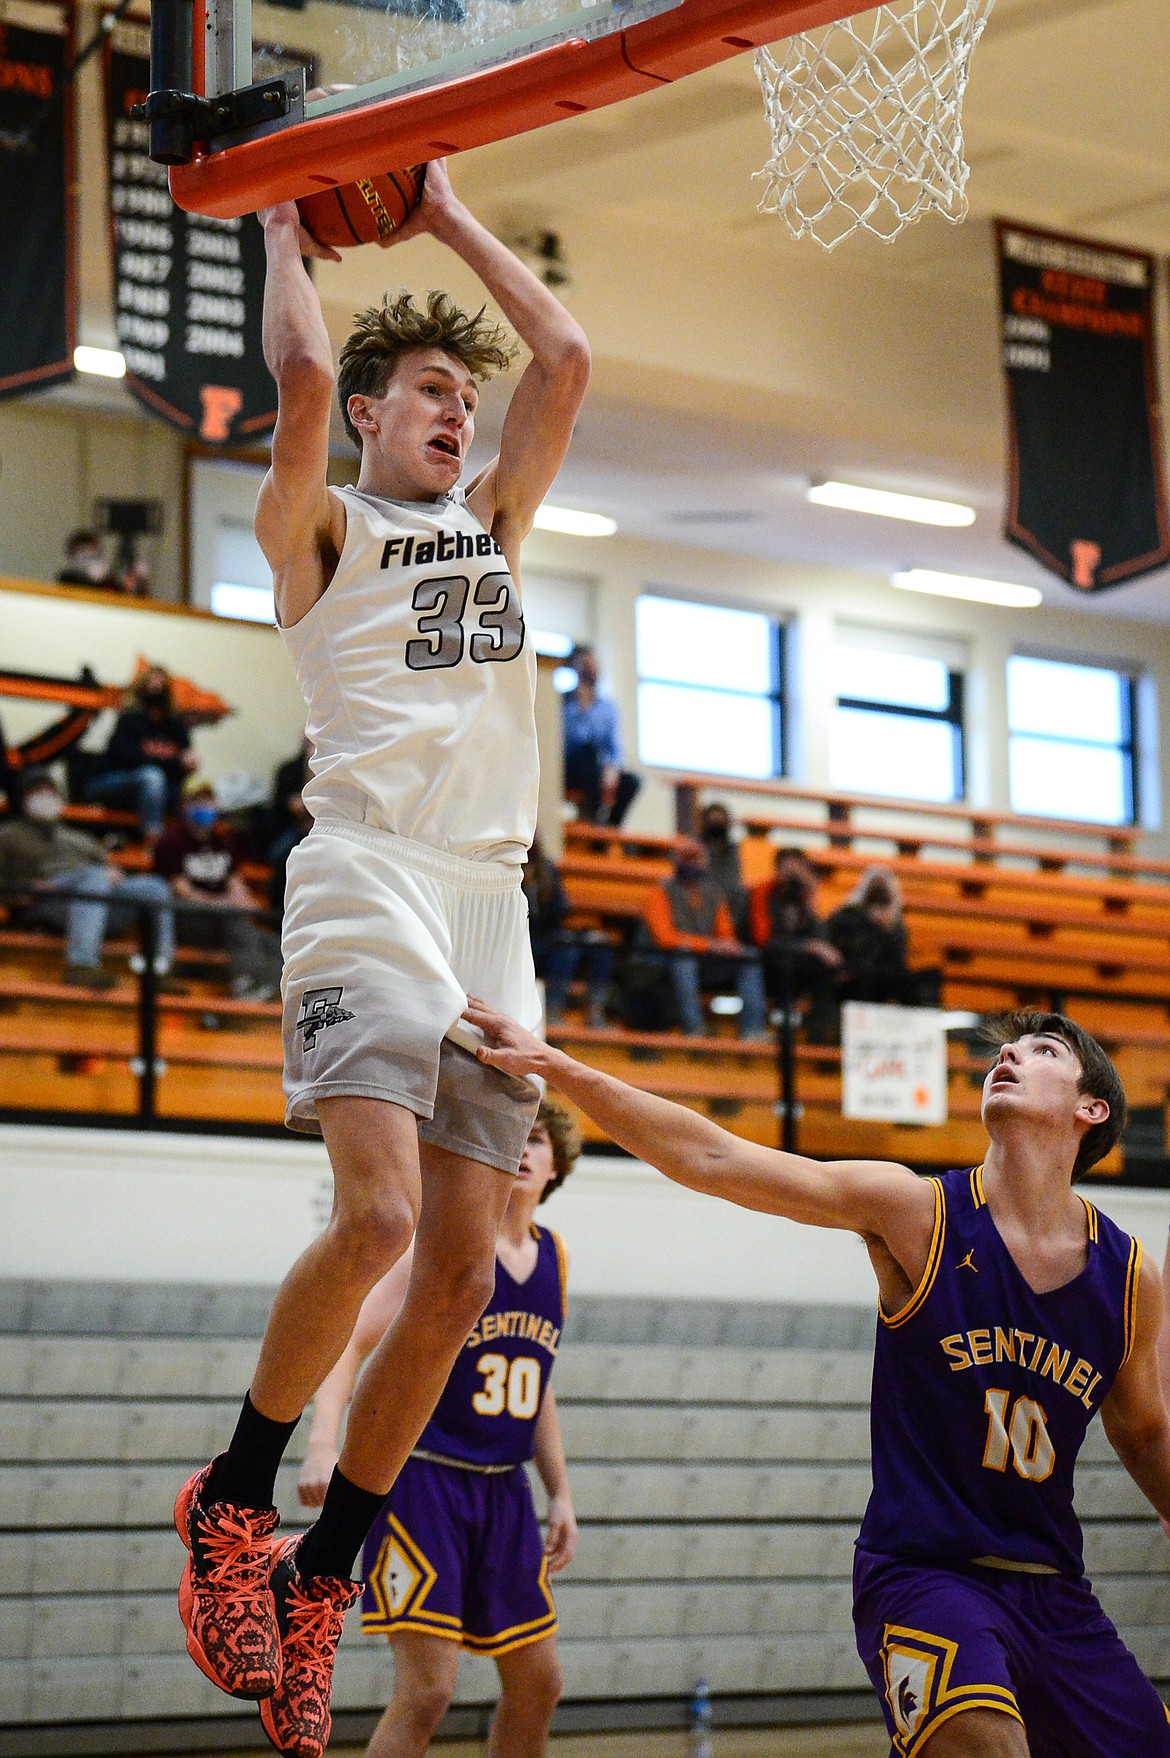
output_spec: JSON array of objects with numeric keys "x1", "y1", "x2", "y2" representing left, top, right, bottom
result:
[
  {"x1": 3, "y1": 1123, "x2": 1165, "y2": 1308},
  {"x1": 0, "y1": 582, "x2": 308, "y2": 797}
]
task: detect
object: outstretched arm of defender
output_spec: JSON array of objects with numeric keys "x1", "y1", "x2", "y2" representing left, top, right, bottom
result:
[
  {"x1": 397, "y1": 161, "x2": 590, "y2": 547},
  {"x1": 1101, "y1": 1254, "x2": 1170, "y2": 1528},
  {"x1": 464, "y1": 1000, "x2": 934, "y2": 1266},
  {"x1": 253, "y1": 206, "x2": 346, "y2": 620}
]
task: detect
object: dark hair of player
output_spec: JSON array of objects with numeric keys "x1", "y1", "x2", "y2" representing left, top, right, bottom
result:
[
  {"x1": 535, "y1": 1096, "x2": 580, "y2": 1203},
  {"x1": 984, "y1": 1011, "x2": 1127, "y2": 1177},
  {"x1": 336, "y1": 290, "x2": 518, "y2": 451}
]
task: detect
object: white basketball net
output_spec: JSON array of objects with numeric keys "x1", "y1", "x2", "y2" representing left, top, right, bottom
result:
[{"x1": 754, "y1": 0, "x2": 996, "y2": 249}]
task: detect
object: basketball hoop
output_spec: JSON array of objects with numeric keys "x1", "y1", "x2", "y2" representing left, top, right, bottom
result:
[{"x1": 754, "y1": 0, "x2": 996, "y2": 250}]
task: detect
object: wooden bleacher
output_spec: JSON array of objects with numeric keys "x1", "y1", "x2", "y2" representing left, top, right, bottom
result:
[{"x1": 2, "y1": 788, "x2": 1169, "y2": 1169}]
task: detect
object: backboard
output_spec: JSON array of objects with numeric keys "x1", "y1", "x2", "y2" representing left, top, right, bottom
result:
[{"x1": 163, "y1": 0, "x2": 866, "y2": 217}]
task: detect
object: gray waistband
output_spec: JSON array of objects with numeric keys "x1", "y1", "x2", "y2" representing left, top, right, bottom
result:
[{"x1": 411, "y1": 1447, "x2": 519, "y2": 1475}]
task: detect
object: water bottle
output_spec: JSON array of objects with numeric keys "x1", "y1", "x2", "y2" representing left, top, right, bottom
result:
[{"x1": 690, "y1": 1676, "x2": 713, "y2": 1758}]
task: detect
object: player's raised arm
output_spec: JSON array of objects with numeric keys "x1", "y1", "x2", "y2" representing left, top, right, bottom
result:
[
  {"x1": 464, "y1": 1001, "x2": 934, "y2": 1257},
  {"x1": 1101, "y1": 1251, "x2": 1170, "y2": 1527},
  {"x1": 254, "y1": 204, "x2": 347, "y2": 624},
  {"x1": 392, "y1": 160, "x2": 590, "y2": 555}
]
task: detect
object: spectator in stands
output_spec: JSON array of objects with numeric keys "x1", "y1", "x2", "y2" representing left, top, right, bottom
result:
[
  {"x1": 267, "y1": 737, "x2": 313, "y2": 918},
  {"x1": 750, "y1": 847, "x2": 842, "y2": 1043},
  {"x1": 698, "y1": 800, "x2": 749, "y2": 938},
  {"x1": 55, "y1": 529, "x2": 151, "y2": 597},
  {"x1": 83, "y1": 665, "x2": 197, "y2": 844},
  {"x1": 562, "y1": 644, "x2": 640, "y2": 827},
  {"x1": 56, "y1": 530, "x2": 118, "y2": 591},
  {"x1": 523, "y1": 837, "x2": 614, "y2": 1028},
  {"x1": 154, "y1": 781, "x2": 280, "y2": 1001},
  {"x1": 633, "y1": 840, "x2": 767, "y2": 1038},
  {"x1": 827, "y1": 865, "x2": 937, "y2": 1009},
  {"x1": 0, "y1": 769, "x2": 178, "y2": 990}
]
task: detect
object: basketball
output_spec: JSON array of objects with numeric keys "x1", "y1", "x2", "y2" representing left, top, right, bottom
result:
[{"x1": 297, "y1": 163, "x2": 426, "y2": 250}]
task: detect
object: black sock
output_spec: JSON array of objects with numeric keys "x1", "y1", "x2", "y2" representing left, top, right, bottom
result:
[
  {"x1": 204, "y1": 1393, "x2": 300, "y2": 1511},
  {"x1": 295, "y1": 1467, "x2": 386, "y2": 1585}
]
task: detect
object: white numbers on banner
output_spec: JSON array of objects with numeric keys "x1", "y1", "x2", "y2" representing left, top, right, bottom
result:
[{"x1": 472, "y1": 1353, "x2": 542, "y2": 1419}]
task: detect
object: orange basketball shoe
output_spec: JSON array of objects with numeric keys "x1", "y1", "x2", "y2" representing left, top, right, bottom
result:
[
  {"x1": 175, "y1": 1461, "x2": 282, "y2": 1700},
  {"x1": 259, "y1": 1535, "x2": 361, "y2": 1758}
]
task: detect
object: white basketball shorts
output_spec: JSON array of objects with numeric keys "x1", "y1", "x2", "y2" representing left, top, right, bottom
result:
[{"x1": 280, "y1": 820, "x2": 541, "y2": 1172}]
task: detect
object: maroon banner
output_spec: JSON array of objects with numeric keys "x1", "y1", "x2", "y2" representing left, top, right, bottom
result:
[{"x1": 0, "y1": 3, "x2": 75, "y2": 398}]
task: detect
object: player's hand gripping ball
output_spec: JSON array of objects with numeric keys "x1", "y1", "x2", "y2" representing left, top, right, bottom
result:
[{"x1": 297, "y1": 164, "x2": 426, "y2": 250}]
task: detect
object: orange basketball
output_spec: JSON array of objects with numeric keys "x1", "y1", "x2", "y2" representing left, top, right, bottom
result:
[{"x1": 297, "y1": 164, "x2": 426, "y2": 250}]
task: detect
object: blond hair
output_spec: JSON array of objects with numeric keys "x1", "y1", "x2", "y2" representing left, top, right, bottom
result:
[{"x1": 337, "y1": 290, "x2": 517, "y2": 450}]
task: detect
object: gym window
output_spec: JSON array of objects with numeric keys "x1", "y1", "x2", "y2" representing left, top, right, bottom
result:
[
  {"x1": 634, "y1": 593, "x2": 785, "y2": 780},
  {"x1": 830, "y1": 630, "x2": 965, "y2": 803},
  {"x1": 1007, "y1": 655, "x2": 1137, "y2": 825}
]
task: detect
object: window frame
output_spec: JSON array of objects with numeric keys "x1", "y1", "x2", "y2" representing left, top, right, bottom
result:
[
  {"x1": 1006, "y1": 654, "x2": 1139, "y2": 826},
  {"x1": 634, "y1": 591, "x2": 788, "y2": 780},
  {"x1": 832, "y1": 664, "x2": 966, "y2": 804}
]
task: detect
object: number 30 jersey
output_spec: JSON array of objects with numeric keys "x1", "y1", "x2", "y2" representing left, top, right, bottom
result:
[
  {"x1": 857, "y1": 1166, "x2": 1142, "y2": 1579},
  {"x1": 419, "y1": 1225, "x2": 568, "y2": 1468},
  {"x1": 279, "y1": 485, "x2": 538, "y2": 864}
]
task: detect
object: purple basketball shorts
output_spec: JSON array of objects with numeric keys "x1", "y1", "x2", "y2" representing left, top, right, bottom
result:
[
  {"x1": 853, "y1": 1549, "x2": 1170, "y2": 1758},
  {"x1": 360, "y1": 1454, "x2": 557, "y2": 1656}
]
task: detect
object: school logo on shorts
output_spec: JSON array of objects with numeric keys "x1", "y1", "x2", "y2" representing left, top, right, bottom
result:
[
  {"x1": 297, "y1": 985, "x2": 355, "y2": 1050},
  {"x1": 886, "y1": 1645, "x2": 933, "y2": 1739}
]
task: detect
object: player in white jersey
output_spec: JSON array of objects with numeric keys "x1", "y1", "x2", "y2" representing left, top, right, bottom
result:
[{"x1": 173, "y1": 158, "x2": 590, "y2": 1758}]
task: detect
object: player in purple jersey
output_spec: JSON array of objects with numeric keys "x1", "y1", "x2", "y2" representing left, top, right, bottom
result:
[
  {"x1": 464, "y1": 1003, "x2": 1170, "y2": 1758},
  {"x1": 297, "y1": 1100, "x2": 579, "y2": 1757}
]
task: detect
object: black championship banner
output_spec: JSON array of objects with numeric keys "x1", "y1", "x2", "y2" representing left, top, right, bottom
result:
[
  {"x1": 998, "y1": 221, "x2": 1170, "y2": 591},
  {"x1": 104, "y1": 17, "x2": 276, "y2": 442},
  {"x1": 0, "y1": 2, "x2": 74, "y2": 398}
]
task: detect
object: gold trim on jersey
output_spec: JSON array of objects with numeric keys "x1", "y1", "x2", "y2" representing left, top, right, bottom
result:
[
  {"x1": 460, "y1": 1556, "x2": 558, "y2": 1656},
  {"x1": 882, "y1": 1178, "x2": 945, "y2": 1329},
  {"x1": 881, "y1": 1623, "x2": 1023, "y2": 1758},
  {"x1": 971, "y1": 1555, "x2": 1060, "y2": 1575},
  {"x1": 1077, "y1": 1194, "x2": 1099, "y2": 1244},
  {"x1": 551, "y1": 1228, "x2": 569, "y2": 1318},
  {"x1": 969, "y1": 1164, "x2": 986, "y2": 1208},
  {"x1": 1121, "y1": 1234, "x2": 1143, "y2": 1368}
]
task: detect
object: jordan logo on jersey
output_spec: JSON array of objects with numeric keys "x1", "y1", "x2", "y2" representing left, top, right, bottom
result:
[
  {"x1": 957, "y1": 1251, "x2": 978, "y2": 1272},
  {"x1": 297, "y1": 985, "x2": 355, "y2": 1050}
]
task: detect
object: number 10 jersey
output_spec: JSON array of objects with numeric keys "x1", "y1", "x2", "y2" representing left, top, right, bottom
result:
[
  {"x1": 280, "y1": 485, "x2": 538, "y2": 865},
  {"x1": 857, "y1": 1165, "x2": 1142, "y2": 1579}
]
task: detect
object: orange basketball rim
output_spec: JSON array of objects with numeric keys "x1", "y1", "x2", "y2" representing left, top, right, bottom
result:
[{"x1": 169, "y1": 0, "x2": 863, "y2": 218}]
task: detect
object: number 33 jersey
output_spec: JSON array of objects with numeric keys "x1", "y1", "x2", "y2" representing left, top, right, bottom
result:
[
  {"x1": 280, "y1": 486, "x2": 538, "y2": 864},
  {"x1": 857, "y1": 1165, "x2": 1142, "y2": 1578},
  {"x1": 419, "y1": 1225, "x2": 568, "y2": 1468}
]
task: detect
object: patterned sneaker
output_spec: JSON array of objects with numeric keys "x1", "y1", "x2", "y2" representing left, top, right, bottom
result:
[
  {"x1": 259, "y1": 1535, "x2": 360, "y2": 1757},
  {"x1": 175, "y1": 1460, "x2": 282, "y2": 1700}
]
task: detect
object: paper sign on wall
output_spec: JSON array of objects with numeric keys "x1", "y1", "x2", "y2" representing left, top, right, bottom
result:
[{"x1": 842, "y1": 1004, "x2": 948, "y2": 1125}]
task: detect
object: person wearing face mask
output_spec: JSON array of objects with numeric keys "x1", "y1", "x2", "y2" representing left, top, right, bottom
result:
[
  {"x1": 56, "y1": 530, "x2": 119, "y2": 591},
  {"x1": 83, "y1": 666, "x2": 198, "y2": 844},
  {"x1": 827, "y1": 864, "x2": 936, "y2": 1009},
  {"x1": 153, "y1": 782, "x2": 281, "y2": 1001},
  {"x1": 561, "y1": 645, "x2": 641, "y2": 828},
  {"x1": 0, "y1": 769, "x2": 179, "y2": 989},
  {"x1": 698, "y1": 801, "x2": 749, "y2": 940},
  {"x1": 628, "y1": 841, "x2": 767, "y2": 1038}
]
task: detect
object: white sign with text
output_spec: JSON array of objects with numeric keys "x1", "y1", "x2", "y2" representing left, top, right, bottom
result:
[{"x1": 842, "y1": 1003, "x2": 948, "y2": 1125}]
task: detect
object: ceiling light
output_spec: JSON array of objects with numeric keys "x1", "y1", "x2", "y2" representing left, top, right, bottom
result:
[
  {"x1": 808, "y1": 481, "x2": 976, "y2": 527},
  {"x1": 532, "y1": 503, "x2": 617, "y2": 537},
  {"x1": 892, "y1": 569, "x2": 1043, "y2": 609},
  {"x1": 74, "y1": 346, "x2": 126, "y2": 378}
]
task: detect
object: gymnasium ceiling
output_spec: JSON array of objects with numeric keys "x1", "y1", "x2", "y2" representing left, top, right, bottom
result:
[{"x1": 70, "y1": 0, "x2": 1170, "y2": 619}]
